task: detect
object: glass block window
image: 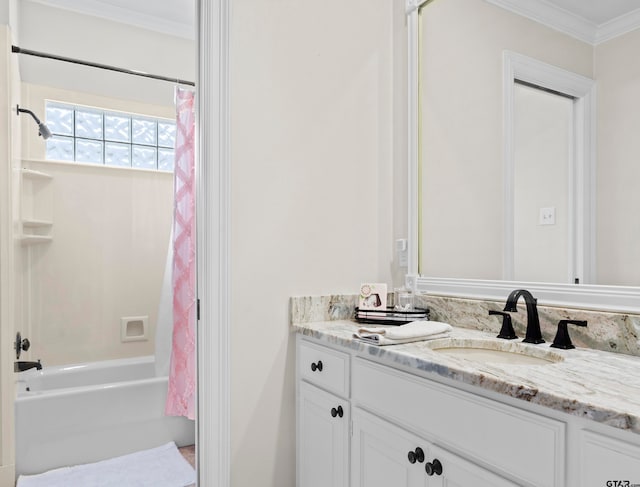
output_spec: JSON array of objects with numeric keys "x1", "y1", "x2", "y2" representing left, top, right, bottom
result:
[{"x1": 45, "y1": 101, "x2": 176, "y2": 172}]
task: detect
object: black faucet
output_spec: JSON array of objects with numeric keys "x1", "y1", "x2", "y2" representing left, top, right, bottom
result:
[
  {"x1": 503, "y1": 289, "x2": 545, "y2": 344},
  {"x1": 14, "y1": 360, "x2": 42, "y2": 372}
]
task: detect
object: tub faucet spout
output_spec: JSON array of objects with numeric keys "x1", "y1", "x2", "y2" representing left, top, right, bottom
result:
[
  {"x1": 14, "y1": 360, "x2": 42, "y2": 372},
  {"x1": 503, "y1": 289, "x2": 545, "y2": 344}
]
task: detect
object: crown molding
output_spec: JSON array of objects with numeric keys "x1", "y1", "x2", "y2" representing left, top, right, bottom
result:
[
  {"x1": 26, "y1": 0, "x2": 195, "y2": 40},
  {"x1": 484, "y1": 0, "x2": 597, "y2": 44},
  {"x1": 595, "y1": 7, "x2": 640, "y2": 45},
  {"x1": 485, "y1": 0, "x2": 640, "y2": 46}
]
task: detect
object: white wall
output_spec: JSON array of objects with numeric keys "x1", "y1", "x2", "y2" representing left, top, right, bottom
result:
[
  {"x1": 230, "y1": 0, "x2": 398, "y2": 484},
  {"x1": 595, "y1": 28, "x2": 640, "y2": 286},
  {"x1": 419, "y1": 0, "x2": 592, "y2": 279}
]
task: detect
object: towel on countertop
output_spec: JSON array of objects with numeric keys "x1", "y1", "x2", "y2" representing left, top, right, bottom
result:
[
  {"x1": 354, "y1": 320, "x2": 452, "y2": 346},
  {"x1": 16, "y1": 441, "x2": 195, "y2": 487}
]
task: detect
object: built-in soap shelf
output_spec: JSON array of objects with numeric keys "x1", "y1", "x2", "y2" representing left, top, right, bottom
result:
[
  {"x1": 21, "y1": 168, "x2": 53, "y2": 181},
  {"x1": 22, "y1": 219, "x2": 53, "y2": 228},
  {"x1": 20, "y1": 166, "x2": 53, "y2": 246},
  {"x1": 20, "y1": 235, "x2": 53, "y2": 246}
]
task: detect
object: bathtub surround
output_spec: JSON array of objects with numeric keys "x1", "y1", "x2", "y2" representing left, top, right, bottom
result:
[
  {"x1": 290, "y1": 294, "x2": 640, "y2": 358},
  {"x1": 155, "y1": 231, "x2": 174, "y2": 377},
  {"x1": 20, "y1": 158, "x2": 173, "y2": 365}
]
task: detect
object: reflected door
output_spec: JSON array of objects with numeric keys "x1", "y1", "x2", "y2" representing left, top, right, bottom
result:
[{"x1": 513, "y1": 82, "x2": 574, "y2": 283}]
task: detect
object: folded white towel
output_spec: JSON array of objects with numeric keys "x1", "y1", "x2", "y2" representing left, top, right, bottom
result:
[
  {"x1": 17, "y1": 442, "x2": 195, "y2": 487},
  {"x1": 354, "y1": 320, "x2": 452, "y2": 346}
]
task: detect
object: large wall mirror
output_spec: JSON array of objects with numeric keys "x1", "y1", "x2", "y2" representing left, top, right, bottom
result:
[{"x1": 408, "y1": 0, "x2": 640, "y2": 310}]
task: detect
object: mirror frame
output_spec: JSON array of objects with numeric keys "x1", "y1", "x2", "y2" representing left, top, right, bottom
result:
[{"x1": 405, "y1": 0, "x2": 640, "y2": 313}]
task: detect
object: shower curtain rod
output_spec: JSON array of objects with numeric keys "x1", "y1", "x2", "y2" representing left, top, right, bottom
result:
[{"x1": 11, "y1": 45, "x2": 195, "y2": 87}]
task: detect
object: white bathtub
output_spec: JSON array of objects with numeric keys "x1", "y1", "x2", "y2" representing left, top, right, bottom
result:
[{"x1": 15, "y1": 355, "x2": 195, "y2": 476}]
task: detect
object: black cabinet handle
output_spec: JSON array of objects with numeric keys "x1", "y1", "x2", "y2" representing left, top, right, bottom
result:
[
  {"x1": 330, "y1": 405, "x2": 344, "y2": 418},
  {"x1": 310, "y1": 360, "x2": 323, "y2": 372},
  {"x1": 425, "y1": 458, "x2": 443, "y2": 476},
  {"x1": 407, "y1": 447, "x2": 425, "y2": 464}
]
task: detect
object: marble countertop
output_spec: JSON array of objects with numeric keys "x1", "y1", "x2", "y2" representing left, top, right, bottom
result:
[{"x1": 293, "y1": 320, "x2": 640, "y2": 434}]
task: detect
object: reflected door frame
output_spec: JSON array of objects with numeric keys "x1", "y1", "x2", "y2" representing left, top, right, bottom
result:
[{"x1": 502, "y1": 51, "x2": 596, "y2": 284}]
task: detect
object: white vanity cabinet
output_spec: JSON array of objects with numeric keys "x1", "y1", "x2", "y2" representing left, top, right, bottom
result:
[
  {"x1": 296, "y1": 339, "x2": 351, "y2": 487},
  {"x1": 296, "y1": 335, "x2": 640, "y2": 487},
  {"x1": 579, "y1": 430, "x2": 640, "y2": 487},
  {"x1": 351, "y1": 407, "x2": 516, "y2": 487}
]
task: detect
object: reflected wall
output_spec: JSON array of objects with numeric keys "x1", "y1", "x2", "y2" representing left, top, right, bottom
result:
[{"x1": 419, "y1": 0, "x2": 640, "y2": 286}]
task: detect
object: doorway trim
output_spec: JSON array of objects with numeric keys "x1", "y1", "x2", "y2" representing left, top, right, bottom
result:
[
  {"x1": 196, "y1": 1, "x2": 231, "y2": 486},
  {"x1": 502, "y1": 50, "x2": 596, "y2": 284}
]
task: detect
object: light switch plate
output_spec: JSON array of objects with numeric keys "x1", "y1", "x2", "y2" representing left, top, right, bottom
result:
[{"x1": 539, "y1": 207, "x2": 556, "y2": 225}]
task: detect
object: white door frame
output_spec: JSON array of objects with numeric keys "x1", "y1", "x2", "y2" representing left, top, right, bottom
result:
[
  {"x1": 0, "y1": 26, "x2": 17, "y2": 485},
  {"x1": 196, "y1": 1, "x2": 231, "y2": 486},
  {"x1": 502, "y1": 50, "x2": 596, "y2": 284}
]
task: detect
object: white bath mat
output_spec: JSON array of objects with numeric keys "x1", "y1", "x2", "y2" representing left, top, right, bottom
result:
[{"x1": 16, "y1": 441, "x2": 196, "y2": 487}]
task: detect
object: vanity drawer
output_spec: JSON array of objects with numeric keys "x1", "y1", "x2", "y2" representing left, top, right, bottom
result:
[
  {"x1": 352, "y1": 358, "x2": 565, "y2": 487},
  {"x1": 298, "y1": 338, "x2": 349, "y2": 398}
]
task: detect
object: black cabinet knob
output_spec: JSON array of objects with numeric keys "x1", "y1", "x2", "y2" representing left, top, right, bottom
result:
[
  {"x1": 425, "y1": 459, "x2": 443, "y2": 476},
  {"x1": 330, "y1": 405, "x2": 343, "y2": 418},
  {"x1": 310, "y1": 360, "x2": 323, "y2": 372},
  {"x1": 407, "y1": 447, "x2": 425, "y2": 464}
]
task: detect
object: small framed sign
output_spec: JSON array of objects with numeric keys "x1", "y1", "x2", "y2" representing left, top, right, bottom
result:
[{"x1": 358, "y1": 283, "x2": 387, "y2": 310}]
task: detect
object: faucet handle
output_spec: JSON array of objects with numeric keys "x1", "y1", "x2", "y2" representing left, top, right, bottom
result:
[
  {"x1": 14, "y1": 332, "x2": 31, "y2": 359},
  {"x1": 489, "y1": 310, "x2": 518, "y2": 340},
  {"x1": 551, "y1": 320, "x2": 587, "y2": 350}
]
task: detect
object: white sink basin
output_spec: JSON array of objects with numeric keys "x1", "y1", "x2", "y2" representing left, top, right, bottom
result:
[{"x1": 428, "y1": 339, "x2": 564, "y2": 366}]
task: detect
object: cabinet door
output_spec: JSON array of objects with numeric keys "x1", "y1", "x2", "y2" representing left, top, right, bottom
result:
[
  {"x1": 351, "y1": 408, "x2": 429, "y2": 487},
  {"x1": 426, "y1": 444, "x2": 517, "y2": 487},
  {"x1": 298, "y1": 381, "x2": 350, "y2": 487},
  {"x1": 352, "y1": 408, "x2": 516, "y2": 487},
  {"x1": 580, "y1": 431, "x2": 640, "y2": 487}
]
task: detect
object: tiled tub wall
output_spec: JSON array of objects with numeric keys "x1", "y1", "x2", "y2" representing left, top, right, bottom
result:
[{"x1": 290, "y1": 294, "x2": 640, "y2": 357}]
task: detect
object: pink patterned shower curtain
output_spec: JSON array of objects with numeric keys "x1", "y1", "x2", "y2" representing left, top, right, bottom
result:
[{"x1": 165, "y1": 87, "x2": 196, "y2": 420}]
